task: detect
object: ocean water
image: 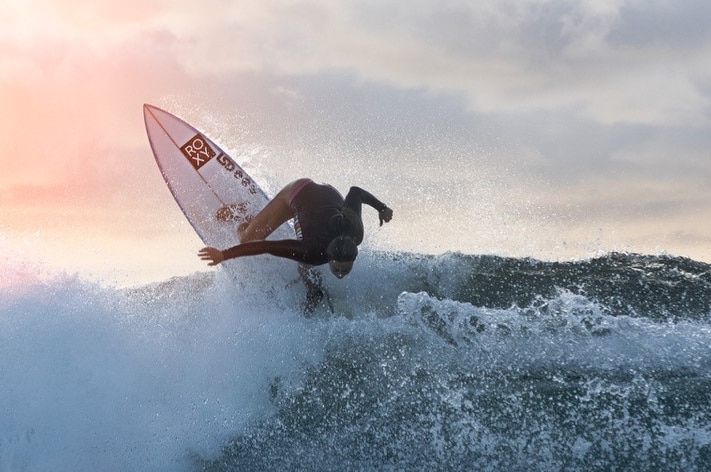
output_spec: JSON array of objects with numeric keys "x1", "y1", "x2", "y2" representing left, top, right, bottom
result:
[{"x1": 1, "y1": 251, "x2": 710, "y2": 471}]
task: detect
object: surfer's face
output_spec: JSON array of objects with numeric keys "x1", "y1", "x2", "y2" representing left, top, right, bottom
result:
[{"x1": 329, "y1": 260, "x2": 354, "y2": 279}]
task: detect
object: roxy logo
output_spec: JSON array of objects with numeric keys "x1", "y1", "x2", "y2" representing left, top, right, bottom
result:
[{"x1": 180, "y1": 134, "x2": 216, "y2": 170}]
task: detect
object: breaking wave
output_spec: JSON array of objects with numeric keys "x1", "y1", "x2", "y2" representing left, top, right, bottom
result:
[{"x1": 1, "y1": 251, "x2": 710, "y2": 471}]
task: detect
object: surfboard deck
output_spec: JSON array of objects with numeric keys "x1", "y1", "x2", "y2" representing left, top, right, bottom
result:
[{"x1": 143, "y1": 104, "x2": 332, "y2": 314}]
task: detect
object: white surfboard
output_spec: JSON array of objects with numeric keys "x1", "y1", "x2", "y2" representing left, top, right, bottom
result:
[{"x1": 143, "y1": 104, "x2": 329, "y2": 309}]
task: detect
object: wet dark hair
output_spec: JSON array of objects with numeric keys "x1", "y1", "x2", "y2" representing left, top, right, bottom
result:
[
  {"x1": 328, "y1": 211, "x2": 347, "y2": 234},
  {"x1": 326, "y1": 236, "x2": 358, "y2": 262}
]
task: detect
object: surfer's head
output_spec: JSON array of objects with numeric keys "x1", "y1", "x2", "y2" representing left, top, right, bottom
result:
[{"x1": 327, "y1": 236, "x2": 358, "y2": 278}]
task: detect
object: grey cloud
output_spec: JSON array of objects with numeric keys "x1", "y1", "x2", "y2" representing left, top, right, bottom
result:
[{"x1": 609, "y1": 0, "x2": 711, "y2": 47}]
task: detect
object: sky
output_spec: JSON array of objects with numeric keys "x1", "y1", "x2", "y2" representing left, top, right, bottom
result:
[{"x1": 1, "y1": 0, "x2": 710, "y2": 287}]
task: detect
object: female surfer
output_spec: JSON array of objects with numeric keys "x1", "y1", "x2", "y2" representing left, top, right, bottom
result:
[{"x1": 198, "y1": 178, "x2": 393, "y2": 279}]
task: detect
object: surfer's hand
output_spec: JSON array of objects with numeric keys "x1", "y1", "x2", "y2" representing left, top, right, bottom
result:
[
  {"x1": 378, "y1": 207, "x2": 393, "y2": 226},
  {"x1": 198, "y1": 247, "x2": 224, "y2": 266}
]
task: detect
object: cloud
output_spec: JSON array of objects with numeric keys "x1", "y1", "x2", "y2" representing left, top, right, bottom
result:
[
  {"x1": 6, "y1": 0, "x2": 709, "y2": 128},
  {"x1": 1, "y1": 0, "x2": 710, "y2": 281},
  {"x1": 11, "y1": 0, "x2": 704, "y2": 127},
  {"x1": 164, "y1": 0, "x2": 709, "y2": 127}
]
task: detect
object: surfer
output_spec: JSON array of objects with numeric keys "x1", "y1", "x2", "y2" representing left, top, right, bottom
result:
[{"x1": 198, "y1": 178, "x2": 393, "y2": 279}]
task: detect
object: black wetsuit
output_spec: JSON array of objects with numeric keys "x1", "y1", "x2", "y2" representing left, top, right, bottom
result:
[{"x1": 221, "y1": 183, "x2": 388, "y2": 265}]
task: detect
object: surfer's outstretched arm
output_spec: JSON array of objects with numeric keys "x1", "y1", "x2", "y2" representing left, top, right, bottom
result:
[
  {"x1": 199, "y1": 239, "x2": 322, "y2": 266},
  {"x1": 344, "y1": 186, "x2": 393, "y2": 226}
]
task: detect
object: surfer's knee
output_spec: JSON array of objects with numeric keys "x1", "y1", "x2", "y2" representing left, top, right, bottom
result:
[{"x1": 281, "y1": 178, "x2": 313, "y2": 207}]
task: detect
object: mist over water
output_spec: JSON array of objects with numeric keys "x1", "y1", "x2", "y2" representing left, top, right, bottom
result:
[{"x1": 1, "y1": 251, "x2": 710, "y2": 471}]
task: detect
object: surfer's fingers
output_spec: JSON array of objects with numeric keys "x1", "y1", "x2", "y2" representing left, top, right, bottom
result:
[
  {"x1": 378, "y1": 207, "x2": 393, "y2": 226},
  {"x1": 200, "y1": 257, "x2": 219, "y2": 266},
  {"x1": 198, "y1": 247, "x2": 221, "y2": 265}
]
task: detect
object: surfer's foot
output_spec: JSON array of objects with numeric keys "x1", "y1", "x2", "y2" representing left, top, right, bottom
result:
[{"x1": 216, "y1": 203, "x2": 247, "y2": 222}]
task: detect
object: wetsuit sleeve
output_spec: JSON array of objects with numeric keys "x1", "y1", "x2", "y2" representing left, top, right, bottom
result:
[
  {"x1": 221, "y1": 240, "x2": 317, "y2": 264},
  {"x1": 344, "y1": 186, "x2": 388, "y2": 217}
]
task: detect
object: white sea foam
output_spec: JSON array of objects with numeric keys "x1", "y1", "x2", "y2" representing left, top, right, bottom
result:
[{"x1": 0, "y1": 270, "x2": 323, "y2": 471}]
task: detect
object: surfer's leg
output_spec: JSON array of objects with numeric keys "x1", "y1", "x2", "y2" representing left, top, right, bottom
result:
[
  {"x1": 298, "y1": 263, "x2": 325, "y2": 314},
  {"x1": 238, "y1": 197, "x2": 291, "y2": 242},
  {"x1": 239, "y1": 179, "x2": 311, "y2": 242}
]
